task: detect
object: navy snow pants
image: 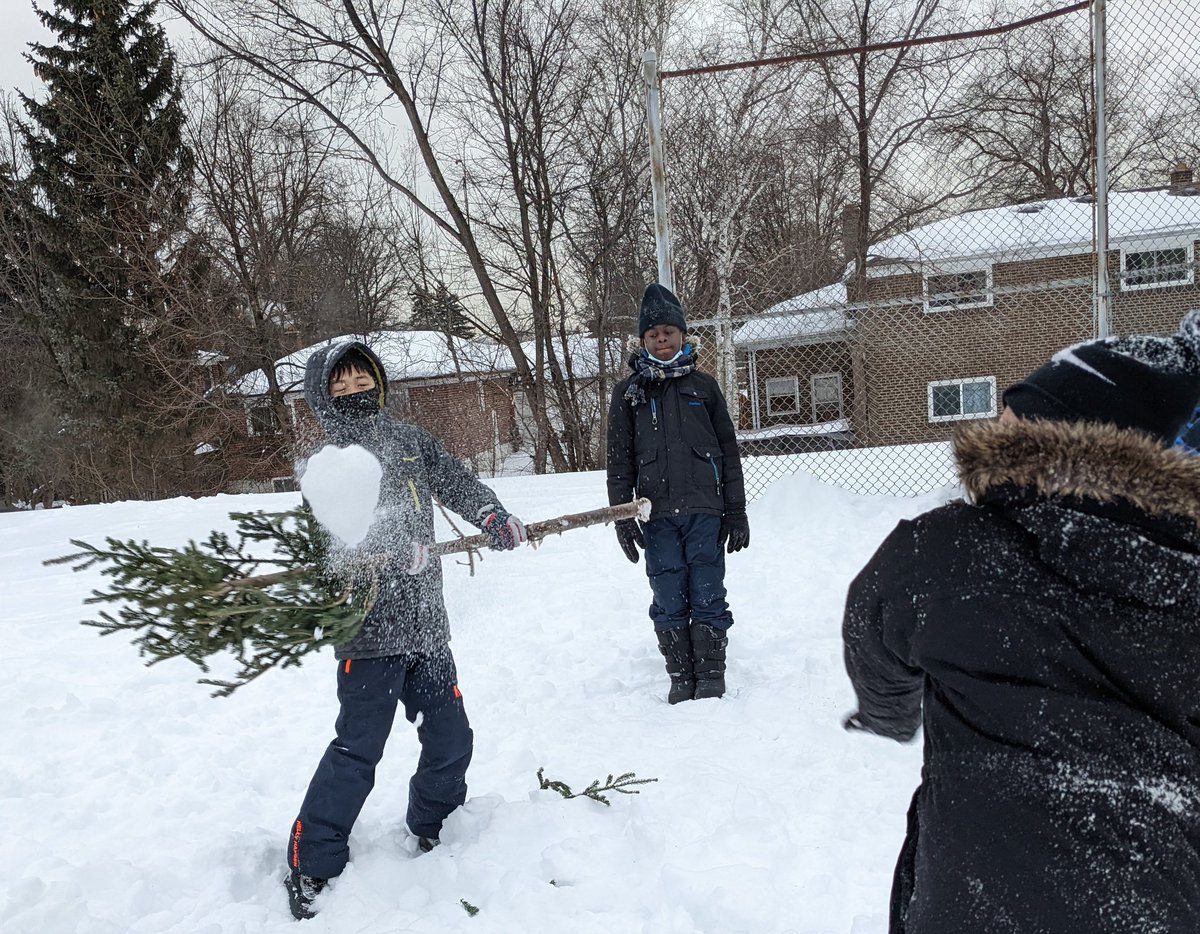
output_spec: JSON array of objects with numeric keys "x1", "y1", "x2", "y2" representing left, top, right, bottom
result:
[
  {"x1": 287, "y1": 651, "x2": 473, "y2": 879},
  {"x1": 642, "y1": 513, "x2": 733, "y2": 633}
]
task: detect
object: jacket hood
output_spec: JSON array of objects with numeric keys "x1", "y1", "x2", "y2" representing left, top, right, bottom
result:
[
  {"x1": 303, "y1": 340, "x2": 388, "y2": 433},
  {"x1": 954, "y1": 418, "x2": 1200, "y2": 606},
  {"x1": 955, "y1": 418, "x2": 1200, "y2": 527}
]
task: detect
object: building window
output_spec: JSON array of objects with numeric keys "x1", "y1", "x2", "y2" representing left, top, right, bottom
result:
[
  {"x1": 928, "y1": 376, "x2": 997, "y2": 423},
  {"x1": 765, "y1": 376, "x2": 800, "y2": 415},
  {"x1": 924, "y1": 268, "x2": 992, "y2": 311},
  {"x1": 811, "y1": 373, "x2": 844, "y2": 422},
  {"x1": 1120, "y1": 244, "x2": 1194, "y2": 291},
  {"x1": 247, "y1": 403, "x2": 281, "y2": 436}
]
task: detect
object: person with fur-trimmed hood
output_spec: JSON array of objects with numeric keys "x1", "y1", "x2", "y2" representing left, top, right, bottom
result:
[
  {"x1": 283, "y1": 341, "x2": 527, "y2": 921},
  {"x1": 607, "y1": 284, "x2": 748, "y2": 704},
  {"x1": 843, "y1": 312, "x2": 1200, "y2": 933}
]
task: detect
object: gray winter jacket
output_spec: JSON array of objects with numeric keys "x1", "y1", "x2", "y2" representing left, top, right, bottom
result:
[{"x1": 302, "y1": 340, "x2": 505, "y2": 660}]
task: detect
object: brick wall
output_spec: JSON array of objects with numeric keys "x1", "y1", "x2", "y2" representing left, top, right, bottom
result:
[
  {"x1": 842, "y1": 245, "x2": 1200, "y2": 447},
  {"x1": 219, "y1": 374, "x2": 518, "y2": 491},
  {"x1": 749, "y1": 341, "x2": 855, "y2": 430}
]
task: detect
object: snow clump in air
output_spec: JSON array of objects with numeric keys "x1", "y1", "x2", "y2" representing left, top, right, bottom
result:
[{"x1": 300, "y1": 444, "x2": 383, "y2": 547}]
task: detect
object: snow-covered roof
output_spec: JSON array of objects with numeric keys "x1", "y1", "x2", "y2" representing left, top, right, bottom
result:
[
  {"x1": 228, "y1": 330, "x2": 516, "y2": 396},
  {"x1": 734, "y1": 283, "x2": 850, "y2": 348},
  {"x1": 866, "y1": 189, "x2": 1200, "y2": 270},
  {"x1": 519, "y1": 333, "x2": 627, "y2": 380}
]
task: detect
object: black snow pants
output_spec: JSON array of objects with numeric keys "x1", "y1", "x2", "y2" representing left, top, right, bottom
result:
[
  {"x1": 287, "y1": 651, "x2": 473, "y2": 879},
  {"x1": 643, "y1": 513, "x2": 733, "y2": 632}
]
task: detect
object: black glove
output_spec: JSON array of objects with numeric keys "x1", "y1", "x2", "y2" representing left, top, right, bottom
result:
[
  {"x1": 480, "y1": 507, "x2": 527, "y2": 551},
  {"x1": 843, "y1": 711, "x2": 918, "y2": 743},
  {"x1": 615, "y1": 518, "x2": 644, "y2": 563},
  {"x1": 719, "y1": 509, "x2": 750, "y2": 553}
]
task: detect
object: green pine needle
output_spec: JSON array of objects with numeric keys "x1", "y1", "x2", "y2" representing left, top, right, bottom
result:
[
  {"x1": 46, "y1": 508, "x2": 377, "y2": 697},
  {"x1": 536, "y1": 767, "x2": 658, "y2": 806}
]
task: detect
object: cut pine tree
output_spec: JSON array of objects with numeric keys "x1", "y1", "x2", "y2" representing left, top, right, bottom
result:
[{"x1": 47, "y1": 498, "x2": 650, "y2": 696}]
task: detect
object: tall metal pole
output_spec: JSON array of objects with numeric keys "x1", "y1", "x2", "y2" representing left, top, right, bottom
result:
[
  {"x1": 1091, "y1": 0, "x2": 1111, "y2": 338},
  {"x1": 643, "y1": 49, "x2": 675, "y2": 292}
]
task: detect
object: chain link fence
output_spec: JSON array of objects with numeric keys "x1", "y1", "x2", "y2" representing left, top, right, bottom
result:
[{"x1": 657, "y1": 0, "x2": 1200, "y2": 499}]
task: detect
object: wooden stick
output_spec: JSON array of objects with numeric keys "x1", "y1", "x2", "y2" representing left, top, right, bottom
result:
[
  {"x1": 212, "y1": 499, "x2": 650, "y2": 591},
  {"x1": 430, "y1": 498, "x2": 651, "y2": 557}
]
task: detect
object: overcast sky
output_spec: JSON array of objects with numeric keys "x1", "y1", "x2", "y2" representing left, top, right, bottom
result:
[{"x1": 1, "y1": 1, "x2": 50, "y2": 97}]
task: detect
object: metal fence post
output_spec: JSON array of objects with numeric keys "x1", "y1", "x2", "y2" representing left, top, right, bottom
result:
[
  {"x1": 643, "y1": 49, "x2": 675, "y2": 292},
  {"x1": 1091, "y1": 0, "x2": 1111, "y2": 338}
]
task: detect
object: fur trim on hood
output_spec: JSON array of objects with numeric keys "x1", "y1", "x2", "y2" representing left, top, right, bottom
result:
[{"x1": 954, "y1": 418, "x2": 1200, "y2": 528}]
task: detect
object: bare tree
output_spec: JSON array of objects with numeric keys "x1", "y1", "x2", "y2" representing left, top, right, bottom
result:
[
  {"x1": 935, "y1": 17, "x2": 1165, "y2": 203},
  {"x1": 185, "y1": 65, "x2": 412, "y2": 456},
  {"x1": 167, "y1": 0, "x2": 605, "y2": 472},
  {"x1": 667, "y1": 41, "x2": 801, "y2": 422},
  {"x1": 784, "y1": 0, "x2": 982, "y2": 291}
]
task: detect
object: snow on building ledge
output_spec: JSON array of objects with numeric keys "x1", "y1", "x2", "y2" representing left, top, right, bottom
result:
[
  {"x1": 862, "y1": 188, "x2": 1200, "y2": 274},
  {"x1": 733, "y1": 283, "x2": 850, "y2": 349},
  {"x1": 226, "y1": 330, "x2": 517, "y2": 397}
]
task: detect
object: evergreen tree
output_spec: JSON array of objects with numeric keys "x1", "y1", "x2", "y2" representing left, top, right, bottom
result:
[
  {"x1": 408, "y1": 279, "x2": 476, "y2": 339},
  {"x1": 18, "y1": 0, "x2": 194, "y2": 494}
]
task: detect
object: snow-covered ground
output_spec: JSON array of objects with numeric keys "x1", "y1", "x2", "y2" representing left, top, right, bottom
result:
[{"x1": 0, "y1": 469, "x2": 955, "y2": 934}]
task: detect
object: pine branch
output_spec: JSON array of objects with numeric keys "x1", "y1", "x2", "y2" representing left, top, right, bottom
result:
[
  {"x1": 536, "y1": 767, "x2": 658, "y2": 806},
  {"x1": 46, "y1": 508, "x2": 375, "y2": 696},
  {"x1": 45, "y1": 499, "x2": 652, "y2": 698}
]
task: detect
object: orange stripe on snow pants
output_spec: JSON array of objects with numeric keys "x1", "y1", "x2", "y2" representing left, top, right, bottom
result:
[
  {"x1": 453, "y1": 684, "x2": 462, "y2": 699},
  {"x1": 292, "y1": 820, "x2": 303, "y2": 868},
  {"x1": 344, "y1": 659, "x2": 352, "y2": 674}
]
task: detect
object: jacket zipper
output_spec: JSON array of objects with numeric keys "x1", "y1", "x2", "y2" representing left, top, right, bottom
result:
[
  {"x1": 707, "y1": 452, "x2": 721, "y2": 496},
  {"x1": 650, "y1": 397, "x2": 658, "y2": 429}
]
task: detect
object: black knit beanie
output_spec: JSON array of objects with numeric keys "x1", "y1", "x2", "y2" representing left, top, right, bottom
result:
[
  {"x1": 1002, "y1": 309, "x2": 1200, "y2": 443},
  {"x1": 638, "y1": 283, "x2": 687, "y2": 336}
]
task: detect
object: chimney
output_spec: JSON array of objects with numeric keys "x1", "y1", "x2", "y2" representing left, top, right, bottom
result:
[
  {"x1": 1170, "y1": 161, "x2": 1194, "y2": 195},
  {"x1": 841, "y1": 203, "x2": 862, "y2": 261}
]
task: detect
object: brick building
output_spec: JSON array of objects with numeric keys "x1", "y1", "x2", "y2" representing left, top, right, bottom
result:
[
  {"x1": 218, "y1": 330, "x2": 518, "y2": 492},
  {"x1": 735, "y1": 176, "x2": 1200, "y2": 451}
]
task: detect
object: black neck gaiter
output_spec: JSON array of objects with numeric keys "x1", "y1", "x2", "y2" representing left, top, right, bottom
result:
[{"x1": 330, "y1": 388, "x2": 381, "y2": 420}]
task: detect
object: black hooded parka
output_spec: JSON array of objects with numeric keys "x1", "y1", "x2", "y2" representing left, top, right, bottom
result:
[{"x1": 845, "y1": 418, "x2": 1200, "y2": 933}]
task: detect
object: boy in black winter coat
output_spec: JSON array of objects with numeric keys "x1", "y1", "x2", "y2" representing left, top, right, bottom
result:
[
  {"x1": 284, "y1": 341, "x2": 527, "y2": 921},
  {"x1": 607, "y1": 284, "x2": 749, "y2": 704},
  {"x1": 843, "y1": 312, "x2": 1200, "y2": 933}
]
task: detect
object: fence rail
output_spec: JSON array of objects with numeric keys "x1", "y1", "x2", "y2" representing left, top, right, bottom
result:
[{"x1": 649, "y1": 0, "x2": 1200, "y2": 499}]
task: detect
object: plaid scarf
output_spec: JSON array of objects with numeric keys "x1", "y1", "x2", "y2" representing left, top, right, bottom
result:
[{"x1": 623, "y1": 347, "x2": 697, "y2": 406}]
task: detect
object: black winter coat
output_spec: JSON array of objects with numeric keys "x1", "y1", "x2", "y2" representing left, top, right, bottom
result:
[
  {"x1": 606, "y1": 362, "x2": 745, "y2": 521},
  {"x1": 845, "y1": 418, "x2": 1200, "y2": 933},
  {"x1": 303, "y1": 340, "x2": 505, "y2": 660}
]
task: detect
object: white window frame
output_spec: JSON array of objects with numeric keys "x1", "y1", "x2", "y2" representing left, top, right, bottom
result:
[
  {"x1": 923, "y1": 265, "x2": 993, "y2": 313},
  {"x1": 1119, "y1": 240, "x2": 1195, "y2": 292},
  {"x1": 810, "y1": 372, "x2": 844, "y2": 422},
  {"x1": 765, "y1": 376, "x2": 801, "y2": 416},
  {"x1": 927, "y1": 376, "x2": 997, "y2": 424}
]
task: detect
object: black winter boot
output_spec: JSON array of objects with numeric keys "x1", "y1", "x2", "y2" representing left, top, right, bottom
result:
[
  {"x1": 690, "y1": 622, "x2": 728, "y2": 699},
  {"x1": 285, "y1": 868, "x2": 328, "y2": 920},
  {"x1": 656, "y1": 627, "x2": 695, "y2": 704}
]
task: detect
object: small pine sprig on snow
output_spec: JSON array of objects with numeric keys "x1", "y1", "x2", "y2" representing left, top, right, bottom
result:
[{"x1": 536, "y1": 767, "x2": 658, "y2": 806}]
